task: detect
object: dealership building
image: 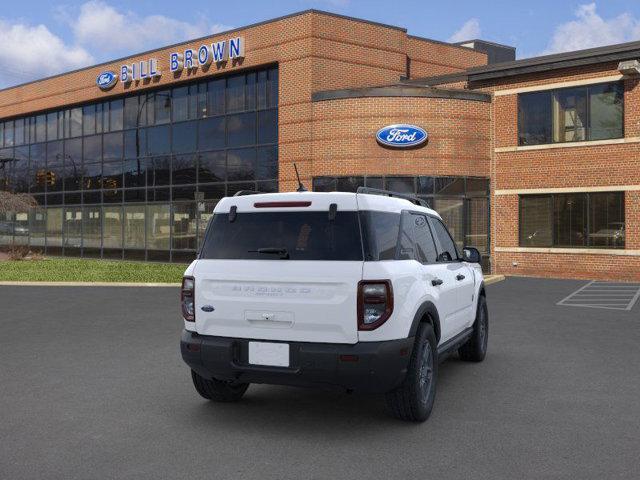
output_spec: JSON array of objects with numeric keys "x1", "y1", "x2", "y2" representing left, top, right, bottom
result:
[{"x1": 0, "y1": 10, "x2": 638, "y2": 280}]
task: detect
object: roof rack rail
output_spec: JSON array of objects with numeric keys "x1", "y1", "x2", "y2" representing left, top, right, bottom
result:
[
  {"x1": 233, "y1": 190, "x2": 266, "y2": 197},
  {"x1": 356, "y1": 187, "x2": 430, "y2": 208}
]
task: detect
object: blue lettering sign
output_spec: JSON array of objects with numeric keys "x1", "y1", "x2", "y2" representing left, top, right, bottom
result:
[{"x1": 376, "y1": 124, "x2": 428, "y2": 148}]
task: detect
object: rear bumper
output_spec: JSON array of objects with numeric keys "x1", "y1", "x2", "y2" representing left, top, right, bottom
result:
[{"x1": 181, "y1": 330, "x2": 414, "y2": 394}]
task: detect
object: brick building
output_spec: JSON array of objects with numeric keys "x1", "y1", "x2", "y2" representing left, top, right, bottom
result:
[{"x1": 0, "y1": 10, "x2": 637, "y2": 280}]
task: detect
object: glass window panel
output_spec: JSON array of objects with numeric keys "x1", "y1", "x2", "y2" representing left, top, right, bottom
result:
[
  {"x1": 257, "y1": 180, "x2": 278, "y2": 193},
  {"x1": 70, "y1": 108, "x2": 83, "y2": 137},
  {"x1": 188, "y1": 85, "x2": 198, "y2": 120},
  {"x1": 257, "y1": 70, "x2": 268, "y2": 110},
  {"x1": 519, "y1": 195, "x2": 553, "y2": 247},
  {"x1": 46, "y1": 113, "x2": 58, "y2": 141},
  {"x1": 103, "y1": 132, "x2": 123, "y2": 160},
  {"x1": 146, "y1": 204, "x2": 170, "y2": 250},
  {"x1": 83, "y1": 135, "x2": 102, "y2": 163},
  {"x1": 124, "y1": 128, "x2": 146, "y2": 158},
  {"x1": 207, "y1": 79, "x2": 225, "y2": 116},
  {"x1": 172, "y1": 186, "x2": 196, "y2": 200},
  {"x1": 518, "y1": 91, "x2": 552, "y2": 146},
  {"x1": 197, "y1": 201, "x2": 217, "y2": 249},
  {"x1": 124, "y1": 205, "x2": 145, "y2": 249},
  {"x1": 44, "y1": 141, "x2": 63, "y2": 193},
  {"x1": 173, "y1": 202, "x2": 196, "y2": 250},
  {"x1": 13, "y1": 146, "x2": 29, "y2": 193},
  {"x1": 46, "y1": 193, "x2": 63, "y2": 205},
  {"x1": 103, "y1": 206, "x2": 123, "y2": 248},
  {"x1": 257, "y1": 109, "x2": 277, "y2": 144},
  {"x1": 198, "y1": 183, "x2": 225, "y2": 199},
  {"x1": 432, "y1": 198, "x2": 464, "y2": 251},
  {"x1": 553, "y1": 87, "x2": 588, "y2": 143},
  {"x1": 29, "y1": 207, "x2": 46, "y2": 247},
  {"x1": 0, "y1": 212, "x2": 14, "y2": 246},
  {"x1": 124, "y1": 96, "x2": 139, "y2": 129},
  {"x1": 83, "y1": 105, "x2": 96, "y2": 135},
  {"x1": 82, "y1": 206, "x2": 101, "y2": 249},
  {"x1": 268, "y1": 68, "x2": 278, "y2": 108},
  {"x1": 246, "y1": 72, "x2": 256, "y2": 110},
  {"x1": 149, "y1": 155, "x2": 171, "y2": 186},
  {"x1": 197, "y1": 83, "x2": 207, "y2": 118},
  {"x1": 63, "y1": 207, "x2": 82, "y2": 248},
  {"x1": 83, "y1": 161, "x2": 101, "y2": 190},
  {"x1": 313, "y1": 177, "x2": 336, "y2": 192},
  {"x1": 0, "y1": 122, "x2": 4, "y2": 147},
  {"x1": 256, "y1": 146, "x2": 277, "y2": 180},
  {"x1": 466, "y1": 197, "x2": 488, "y2": 253},
  {"x1": 198, "y1": 151, "x2": 225, "y2": 183},
  {"x1": 589, "y1": 83, "x2": 623, "y2": 141},
  {"x1": 417, "y1": 176, "x2": 434, "y2": 195},
  {"x1": 172, "y1": 154, "x2": 197, "y2": 185},
  {"x1": 227, "y1": 112, "x2": 256, "y2": 147},
  {"x1": 466, "y1": 177, "x2": 490, "y2": 197},
  {"x1": 227, "y1": 148, "x2": 256, "y2": 181},
  {"x1": 35, "y1": 115, "x2": 46, "y2": 143},
  {"x1": 365, "y1": 177, "x2": 383, "y2": 189},
  {"x1": 554, "y1": 193, "x2": 587, "y2": 247},
  {"x1": 147, "y1": 125, "x2": 171, "y2": 155},
  {"x1": 148, "y1": 187, "x2": 170, "y2": 202},
  {"x1": 11, "y1": 211, "x2": 28, "y2": 246},
  {"x1": 65, "y1": 191, "x2": 82, "y2": 204},
  {"x1": 96, "y1": 103, "x2": 105, "y2": 134},
  {"x1": 172, "y1": 121, "x2": 197, "y2": 154},
  {"x1": 226, "y1": 74, "x2": 245, "y2": 113},
  {"x1": 172, "y1": 86, "x2": 189, "y2": 122},
  {"x1": 435, "y1": 177, "x2": 464, "y2": 195},
  {"x1": 29, "y1": 144, "x2": 47, "y2": 193},
  {"x1": 109, "y1": 99, "x2": 123, "y2": 131},
  {"x1": 4, "y1": 121, "x2": 14, "y2": 146},
  {"x1": 227, "y1": 182, "x2": 256, "y2": 196},
  {"x1": 124, "y1": 189, "x2": 146, "y2": 203},
  {"x1": 336, "y1": 176, "x2": 364, "y2": 192},
  {"x1": 102, "y1": 160, "x2": 122, "y2": 190},
  {"x1": 83, "y1": 191, "x2": 101, "y2": 204},
  {"x1": 46, "y1": 207, "x2": 63, "y2": 247},
  {"x1": 123, "y1": 158, "x2": 146, "y2": 188},
  {"x1": 64, "y1": 138, "x2": 82, "y2": 192},
  {"x1": 588, "y1": 192, "x2": 625, "y2": 248},
  {"x1": 412, "y1": 214, "x2": 438, "y2": 264},
  {"x1": 102, "y1": 189, "x2": 122, "y2": 203},
  {"x1": 198, "y1": 116, "x2": 225, "y2": 150},
  {"x1": 386, "y1": 177, "x2": 414, "y2": 193},
  {"x1": 14, "y1": 118, "x2": 25, "y2": 146},
  {"x1": 154, "y1": 91, "x2": 171, "y2": 124}
]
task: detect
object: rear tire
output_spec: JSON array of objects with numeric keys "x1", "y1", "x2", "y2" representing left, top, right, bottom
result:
[
  {"x1": 385, "y1": 322, "x2": 438, "y2": 422},
  {"x1": 458, "y1": 295, "x2": 488, "y2": 362},
  {"x1": 191, "y1": 370, "x2": 249, "y2": 402}
]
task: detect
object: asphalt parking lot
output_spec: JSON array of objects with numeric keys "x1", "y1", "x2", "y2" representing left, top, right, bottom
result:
[{"x1": 1, "y1": 277, "x2": 639, "y2": 480}]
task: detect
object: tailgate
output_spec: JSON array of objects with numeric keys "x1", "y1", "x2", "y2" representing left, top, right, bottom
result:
[{"x1": 194, "y1": 260, "x2": 362, "y2": 344}]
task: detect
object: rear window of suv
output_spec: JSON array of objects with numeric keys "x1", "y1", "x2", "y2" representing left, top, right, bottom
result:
[{"x1": 200, "y1": 211, "x2": 363, "y2": 261}]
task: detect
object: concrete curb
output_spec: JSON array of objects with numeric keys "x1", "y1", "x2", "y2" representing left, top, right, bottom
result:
[
  {"x1": 484, "y1": 275, "x2": 506, "y2": 285},
  {"x1": 0, "y1": 281, "x2": 181, "y2": 287}
]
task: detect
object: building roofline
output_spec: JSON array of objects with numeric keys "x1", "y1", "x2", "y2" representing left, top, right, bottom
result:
[
  {"x1": 401, "y1": 71, "x2": 469, "y2": 86},
  {"x1": 453, "y1": 39, "x2": 516, "y2": 51},
  {"x1": 312, "y1": 84, "x2": 491, "y2": 103},
  {"x1": 406, "y1": 34, "x2": 482, "y2": 53},
  {"x1": 0, "y1": 9, "x2": 408, "y2": 94},
  {"x1": 467, "y1": 40, "x2": 640, "y2": 81}
]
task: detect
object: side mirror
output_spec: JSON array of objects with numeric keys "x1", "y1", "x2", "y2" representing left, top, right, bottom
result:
[{"x1": 462, "y1": 246, "x2": 481, "y2": 264}]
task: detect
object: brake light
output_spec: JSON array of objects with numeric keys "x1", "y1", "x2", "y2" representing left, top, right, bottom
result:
[
  {"x1": 254, "y1": 201, "x2": 312, "y2": 208},
  {"x1": 181, "y1": 276, "x2": 195, "y2": 322},
  {"x1": 357, "y1": 280, "x2": 393, "y2": 330}
]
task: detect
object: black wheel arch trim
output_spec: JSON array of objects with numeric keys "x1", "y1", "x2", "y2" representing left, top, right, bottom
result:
[{"x1": 408, "y1": 301, "x2": 441, "y2": 343}]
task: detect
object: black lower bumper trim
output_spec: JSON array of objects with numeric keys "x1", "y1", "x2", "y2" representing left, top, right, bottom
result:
[{"x1": 181, "y1": 330, "x2": 414, "y2": 393}]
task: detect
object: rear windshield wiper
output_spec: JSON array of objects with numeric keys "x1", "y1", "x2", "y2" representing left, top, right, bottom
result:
[{"x1": 248, "y1": 247, "x2": 290, "y2": 259}]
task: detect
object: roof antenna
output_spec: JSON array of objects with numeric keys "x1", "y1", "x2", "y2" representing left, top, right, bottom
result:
[{"x1": 293, "y1": 163, "x2": 308, "y2": 192}]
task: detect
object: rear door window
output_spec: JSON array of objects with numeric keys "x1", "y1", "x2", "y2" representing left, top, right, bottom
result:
[
  {"x1": 430, "y1": 217, "x2": 459, "y2": 262},
  {"x1": 200, "y1": 211, "x2": 363, "y2": 260}
]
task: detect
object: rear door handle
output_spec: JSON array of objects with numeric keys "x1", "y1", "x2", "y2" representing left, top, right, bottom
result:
[
  {"x1": 431, "y1": 278, "x2": 443, "y2": 286},
  {"x1": 456, "y1": 274, "x2": 466, "y2": 281}
]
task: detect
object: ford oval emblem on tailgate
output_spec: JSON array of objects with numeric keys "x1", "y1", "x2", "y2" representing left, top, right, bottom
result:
[{"x1": 201, "y1": 305, "x2": 215, "y2": 312}]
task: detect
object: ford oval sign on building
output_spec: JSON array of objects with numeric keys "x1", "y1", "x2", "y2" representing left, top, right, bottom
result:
[
  {"x1": 96, "y1": 71, "x2": 118, "y2": 91},
  {"x1": 376, "y1": 124, "x2": 428, "y2": 148}
]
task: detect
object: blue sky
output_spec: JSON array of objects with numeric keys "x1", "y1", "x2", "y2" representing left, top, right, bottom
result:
[{"x1": 1, "y1": 1, "x2": 640, "y2": 88}]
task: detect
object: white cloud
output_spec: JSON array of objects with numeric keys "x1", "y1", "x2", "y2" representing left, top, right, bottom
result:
[
  {"x1": 448, "y1": 18, "x2": 481, "y2": 43},
  {"x1": 0, "y1": 20, "x2": 93, "y2": 88},
  {"x1": 70, "y1": 1, "x2": 232, "y2": 55},
  {"x1": 542, "y1": 3, "x2": 640, "y2": 54}
]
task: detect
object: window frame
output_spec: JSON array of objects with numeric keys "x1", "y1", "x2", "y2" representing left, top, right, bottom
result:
[
  {"x1": 518, "y1": 192, "x2": 625, "y2": 249},
  {"x1": 428, "y1": 215, "x2": 461, "y2": 263},
  {"x1": 517, "y1": 81, "x2": 624, "y2": 146}
]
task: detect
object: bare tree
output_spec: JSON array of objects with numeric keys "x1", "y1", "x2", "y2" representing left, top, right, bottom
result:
[{"x1": 0, "y1": 191, "x2": 37, "y2": 215}]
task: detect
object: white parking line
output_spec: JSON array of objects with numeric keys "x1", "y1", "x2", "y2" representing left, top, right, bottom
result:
[{"x1": 557, "y1": 281, "x2": 640, "y2": 311}]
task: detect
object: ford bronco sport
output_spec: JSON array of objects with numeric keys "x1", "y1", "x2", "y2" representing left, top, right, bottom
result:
[{"x1": 180, "y1": 188, "x2": 488, "y2": 422}]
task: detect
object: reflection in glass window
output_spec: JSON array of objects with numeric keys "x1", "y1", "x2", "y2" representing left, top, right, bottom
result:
[
  {"x1": 386, "y1": 177, "x2": 414, "y2": 193},
  {"x1": 46, "y1": 207, "x2": 63, "y2": 247},
  {"x1": 198, "y1": 116, "x2": 225, "y2": 150},
  {"x1": 83, "y1": 206, "x2": 102, "y2": 249},
  {"x1": 172, "y1": 154, "x2": 197, "y2": 185},
  {"x1": 70, "y1": 108, "x2": 83, "y2": 138},
  {"x1": 83, "y1": 105, "x2": 96, "y2": 135},
  {"x1": 198, "y1": 151, "x2": 226, "y2": 183},
  {"x1": 226, "y1": 75, "x2": 245, "y2": 113},
  {"x1": 172, "y1": 121, "x2": 197, "y2": 153},
  {"x1": 47, "y1": 113, "x2": 58, "y2": 141},
  {"x1": 29, "y1": 208, "x2": 46, "y2": 247},
  {"x1": 466, "y1": 197, "x2": 488, "y2": 253},
  {"x1": 64, "y1": 207, "x2": 82, "y2": 248},
  {"x1": 256, "y1": 146, "x2": 277, "y2": 181},
  {"x1": 154, "y1": 91, "x2": 171, "y2": 124},
  {"x1": 172, "y1": 202, "x2": 196, "y2": 250},
  {"x1": 124, "y1": 96, "x2": 139, "y2": 129},
  {"x1": 227, "y1": 148, "x2": 255, "y2": 181},
  {"x1": 207, "y1": 79, "x2": 225, "y2": 116},
  {"x1": 109, "y1": 100, "x2": 124, "y2": 131},
  {"x1": 590, "y1": 83, "x2": 623, "y2": 141},
  {"x1": 124, "y1": 205, "x2": 145, "y2": 249},
  {"x1": 257, "y1": 109, "x2": 277, "y2": 144},
  {"x1": 589, "y1": 192, "x2": 625, "y2": 248},
  {"x1": 433, "y1": 198, "x2": 464, "y2": 251},
  {"x1": 83, "y1": 134, "x2": 102, "y2": 163},
  {"x1": 147, "y1": 204, "x2": 170, "y2": 250},
  {"x1": 227, "y1": 112, "x2": 256, "y2": 147},
  {"x1": 147, "y1": 125, "x2": 171, "y2": 155},
  {"x1": 103, "y1": 132, "x2": 123, "y2": 160},
  {"x1": 554, "y1": 193, "x2": 587, "y2": 247},
  {"x1": 172, "y1": 86, "x2": 189, "y2": 122},
  {"x1": 103, "y1": 206, "x2": 123, "y2": 249}
]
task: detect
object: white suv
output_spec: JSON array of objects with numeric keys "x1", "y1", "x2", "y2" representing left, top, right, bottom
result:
[{"x1": 180, "y1": 188, "x2": 488, "y2": 422}]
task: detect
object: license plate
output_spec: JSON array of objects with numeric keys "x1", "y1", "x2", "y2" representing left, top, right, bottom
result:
[{"x1": 248, "y1": 342, "x2": 290, "y2": 367}]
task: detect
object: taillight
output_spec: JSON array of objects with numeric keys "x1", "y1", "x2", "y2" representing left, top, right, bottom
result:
[
  {"x1": 357, "y1": 280, "x2": 393, "y2": 330},
  {"x1": 181, "y1": 276, "x2": 195, "y2": 322}
]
